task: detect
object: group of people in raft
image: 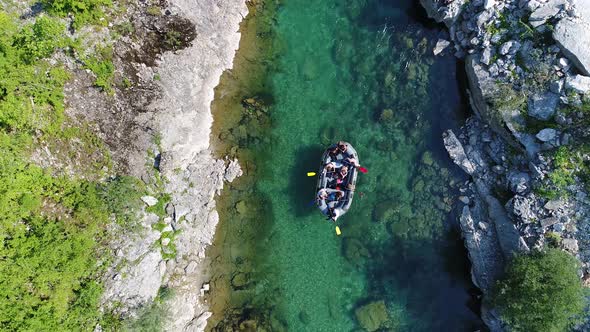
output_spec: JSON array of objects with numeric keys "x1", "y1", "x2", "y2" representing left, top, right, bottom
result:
[{"x1": 317, "y1": 141, "x2": 360, "y2": 221}]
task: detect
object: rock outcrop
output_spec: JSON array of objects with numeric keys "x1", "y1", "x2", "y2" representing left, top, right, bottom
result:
[
  {"x1": 97, "y1": 0, "x2": 248, "y2": 331},
  {"x1": 428, "y1": 0, "x2": 590, "y2": 330}
]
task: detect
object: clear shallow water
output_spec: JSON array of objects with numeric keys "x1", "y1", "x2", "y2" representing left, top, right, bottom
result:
[{"x1": 208, "y1": 0, "x2": 483, "y2": 331}]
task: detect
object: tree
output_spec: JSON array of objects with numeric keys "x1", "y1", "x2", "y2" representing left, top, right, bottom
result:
[{"x1": 492, "y1": 248, "x2": 586, "y2": 332}]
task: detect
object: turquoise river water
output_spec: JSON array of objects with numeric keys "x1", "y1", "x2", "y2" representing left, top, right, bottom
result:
[{"x1": 208, "y1": 0, "x2": 484, "y2": 331}]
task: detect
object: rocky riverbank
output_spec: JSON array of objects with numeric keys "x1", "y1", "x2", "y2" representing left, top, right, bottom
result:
[
  {"x1": 62, "y1": 1, "x2": 248, "y2": 330},
  {"x1": 421, "y1": 0, "x2": 590, "y2": 329}
]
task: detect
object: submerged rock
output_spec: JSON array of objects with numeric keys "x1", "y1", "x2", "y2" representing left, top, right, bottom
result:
[
  {"x1": 235, "y1": 200, "x2": 248, "y2": 215},
  {"x1": 231, "y1": 272, "x2": 250, "y2": 289},
  {"x1": 354, "y1": 300, "x2": 389, "y2": 332},
  {"x1": 372, "y1": 201, "x2": 396, "y2": 222},
  {"x1": 343, "y1": 238, "x2": 370, "y2": 266}
]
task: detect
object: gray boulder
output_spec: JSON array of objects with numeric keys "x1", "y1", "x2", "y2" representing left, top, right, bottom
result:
[
  {"x1": 499, "y1": 41, "x2": 521, "y2": 55},
  {"x1": 562, "y1": 238, "x2": 579, "y2": 253},
  {"x1": 528, "y1": 92, "x2": 560, "y2": 120},
  {"x1": 481, "y1": 47, "x2": 494, "y2": 65},
  {"x1": 509, "y1": 195, "x2": 539, "y2": 224},
  {"x1": 544, "y1": 199, "x2": 564, "y2": 210},
  {"x1": 549, "y1": 79, "x2": 564, "y2": 94},
  {"x1": 141, "y1": 195, "x2": 159, "y2": 207},
  {"x1": 540, "y1": 217, "x2": 559, "y2": 228},
  {"x1": 459, "y1": 205, "x2": 505, "y2": 294},
  {"x1": 565, "y1": 74, "x2": 590, "y2": 94},
  {"x1": 419, "y1": 0, "x2": 469, "y2": 28},
  {"x1": 443, "y1": 130, "x2": 476, "y2": 175},
  {"x1": 508, "y1": 171, "x2": 531, "y2": 195},
  {"x1": 554, "y1": 18, "x2": 590, "y2": 75},
  {"x1": 529, "y1": 0, "x2": 567, "y2": 27},
  {"x1": 536, "y1": 128, "x2": 558, "y2": 142},
  {"x1": 484, "y1": 0, "x2": 496, "y2": 10},
  {"x1": 433, "y1": 38, "x2": 451, "y2": 56},
  {"x1": 476, "y1": 180, "x2": 530, "y2": 257},
  {"x1": 224, "y1": 158, "x2": 242, "y2": 182},
  {"x1": 574, "y1": 0, "x2": 590, "y2": 20}
]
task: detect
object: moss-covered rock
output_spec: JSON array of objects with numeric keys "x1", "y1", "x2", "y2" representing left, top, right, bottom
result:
[
  {"x1": 354, "y1": 300, "x2": 389, "y2": 332},
  {"x1": 343, "y1": 237, "x2": 370, "y2": 266},
  {"x1": 372, "y1": 201, "x2": 396, "y2": 222}
]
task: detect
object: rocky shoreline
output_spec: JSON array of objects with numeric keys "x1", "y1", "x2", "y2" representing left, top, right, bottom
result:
[
  {"x1": 73, "y1": 1, "x2": 249, "y2": 330},
  {"x1": 421, "y1": 0, "x2": 590, "y2": 329}
]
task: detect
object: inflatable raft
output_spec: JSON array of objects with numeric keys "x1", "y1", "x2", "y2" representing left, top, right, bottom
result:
[{"x1": 315, "y1": 142, "x2": 359, "y2": 221}]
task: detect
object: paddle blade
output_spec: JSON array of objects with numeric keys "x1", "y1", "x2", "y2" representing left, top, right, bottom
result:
[
  {"x1": 335, "y1": 226, "x2": 341, "y2": 236},
  {"x1": 358, "y1": 167, "x2": 368, "y2": 174},
  {"x1": 307, "y1": 172, "x2": 316, "y2": 177}
]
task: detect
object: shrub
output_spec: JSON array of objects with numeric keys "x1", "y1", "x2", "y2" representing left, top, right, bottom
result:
[
  {"x1": 13, "y1": 16, "x2": 68, "y2": 64},
  {"x1": 40, "y1": 0, "x2": 112, "y2": 29},
  {"x1": 99, "y1": 176, "x2": 145, "y2": 227},
  {"x1": 123, "y1": 287, "x2": 173, "y2": 331},
  {"x1": 492, "y1": 249, "x2": 586, "y2": 332},
  {"x1": 0, "y1": 134, "x2": 109, "y2": 330},
  {"x1": 0, "y1": 14, "x2": 70, "y2": 132}
]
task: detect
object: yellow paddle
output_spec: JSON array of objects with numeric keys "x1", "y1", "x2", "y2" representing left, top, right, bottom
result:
[{"x1": 307, "y1": 172, "x2": 316, "y2": 176}]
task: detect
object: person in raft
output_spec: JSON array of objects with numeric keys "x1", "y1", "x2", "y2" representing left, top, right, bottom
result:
[
  {"x1": 328, "y1": 141, "x2": 353, "y2": 161},
  {"x1": 317, "y1": 188, "x2": 344, "y2": 202},
  {"x1": 317, "y1": 189, "x2": 344, "y2": 221},
  {"x1": 337, "y1": 141, "x2": 353, "y2": 159},
  {"x1": 336, "y1": 165, "x2": 349, "y2": 184}
]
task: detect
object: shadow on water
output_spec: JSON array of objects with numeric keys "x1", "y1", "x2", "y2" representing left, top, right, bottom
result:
[
  {"x1": 287, "y1": 144, "x2": 325, "y2": 218},
  {"x1": 360, "y1": 230, "x2": 485, "y2": 331}
]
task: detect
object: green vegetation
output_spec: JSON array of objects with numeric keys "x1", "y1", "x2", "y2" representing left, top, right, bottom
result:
[
  {"x1": 544, "y1": 146, "x2": 590, "y2": 193},
  {"x1": 0, "y1": 7, "x2": 141, "y2": 330},
  {"x1": 0, "y1": 13, "x2": 70, "y2": 132},
  {"x1": 124, "y1": 286, "x2": 173, "y2": 331},
  {"x1": 14, "y1": 16, "x2": 69, "y2": 64},
  {"x1": 40, "y1": 0, "x2": 112, "y2": 29},
  {"x1": 146, "y1": 5, "x2": 161, "y2": 16},
  {"x1": 492, "y1": 249, "x2": 586, "y2": 332},
  {"x1": 100, "y1": 176, "x2": 145, "y2": 226},
  {"x1": 544, "y1": 232, "x2": 561, "y2": 248},
  {"x1": 0, "y1": 132, "x2": 114, "y2": 330},
  {"x1": 83, "y1": 45, "x2": 115, "y2": 93},
  {"x1": 489, "y1": 84, "x2": 526, "y2": 112}
]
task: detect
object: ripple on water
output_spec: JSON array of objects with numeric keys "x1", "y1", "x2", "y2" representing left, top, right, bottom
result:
[{"x1": 208, "y1": 0, "x2": 484, "y2": 331}]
